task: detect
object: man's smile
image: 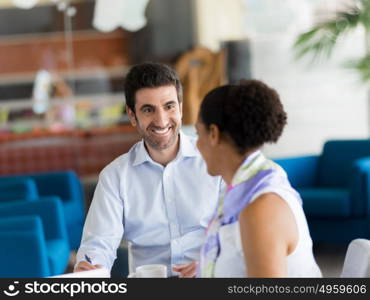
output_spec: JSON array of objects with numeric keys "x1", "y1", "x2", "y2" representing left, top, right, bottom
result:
[{"x1": 149, "y1": 125, "x2": 173, "y2": 136}]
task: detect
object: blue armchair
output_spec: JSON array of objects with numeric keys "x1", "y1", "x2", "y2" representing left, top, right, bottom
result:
[
  {"x1": 0, "y1": 216, "x2": 50, "y2": 277},
  {"x1": 0, "y1": 171, "x2": 85, "y2": 250},
  {"x1": 0, "y1": 178, "x2": 38, "y2": 203},
  {"x1": 0, "y1": 197, "x2": 70, "y2": 277},
  {"x1": 275, "y1": 140, "x2": 370, "y2": 243}
]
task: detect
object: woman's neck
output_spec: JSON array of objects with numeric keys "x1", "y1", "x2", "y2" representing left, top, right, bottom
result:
[{"x1": 220, "y1": 147, "x2": 258, "y2": 185}]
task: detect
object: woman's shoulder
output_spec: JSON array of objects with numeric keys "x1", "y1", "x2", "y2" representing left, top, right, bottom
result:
[{"x1": 241, "y1": 192, "x2": 292, "y2": 223}]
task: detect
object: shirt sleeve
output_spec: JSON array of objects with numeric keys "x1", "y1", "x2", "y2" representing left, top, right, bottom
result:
[{"x1": 75, "y1": 165, "x2": 124, "y2": 271}]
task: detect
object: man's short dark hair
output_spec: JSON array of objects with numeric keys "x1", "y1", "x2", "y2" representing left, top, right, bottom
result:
[{"x1": 124, "y1": 62, "x2": 183, "y2": 112}]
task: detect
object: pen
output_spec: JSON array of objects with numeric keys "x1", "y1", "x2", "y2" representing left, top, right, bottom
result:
[{"x1": 85, "y1": 254, "x2": 92, "y2": 264}]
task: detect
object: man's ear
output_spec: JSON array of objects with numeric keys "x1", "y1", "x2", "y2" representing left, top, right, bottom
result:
[
  {"x1": 126, "y1": 107, "x2": 137, "y2": 127},
  {"x1": 209, "y1": 124, "x2": 221, "y2": 147}
]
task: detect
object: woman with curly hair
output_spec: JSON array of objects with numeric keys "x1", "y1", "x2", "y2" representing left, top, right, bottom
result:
[{"x1": 195, "y1": 79, "x2": 322, "y2": 277}]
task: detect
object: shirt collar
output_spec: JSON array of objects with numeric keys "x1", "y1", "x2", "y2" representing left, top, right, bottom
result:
[
  {"x1": 132, "y1": 140, "x2": 152, "y2": 166},
  {"x1": 177, "y1": 130, "x2": 198, "y2": 158},
  {"x1": 133, "y1": 130, "x2": 198, "y2": 166}
]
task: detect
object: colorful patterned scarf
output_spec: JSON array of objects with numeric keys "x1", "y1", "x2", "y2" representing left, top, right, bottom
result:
[{"x1": 199, "y1": 151, "x2": 293, "y2": 277}]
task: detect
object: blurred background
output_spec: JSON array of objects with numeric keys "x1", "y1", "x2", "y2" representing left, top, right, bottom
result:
[
  {"x1": 1, "y1": 0, "x2": 370, "y2": 277},
  {"x1": 0, "y1": 0, "x2": 368, "y2": 174}
]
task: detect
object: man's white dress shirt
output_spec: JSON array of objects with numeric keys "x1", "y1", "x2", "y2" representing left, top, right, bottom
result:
[{"x1": 76, "y1": 131, "x2": 221, "y2": 276}]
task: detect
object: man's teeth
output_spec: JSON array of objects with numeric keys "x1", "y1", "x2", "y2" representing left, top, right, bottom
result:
[{"x1": 152, "y1": 127, "x2": 170, "y2": 134}]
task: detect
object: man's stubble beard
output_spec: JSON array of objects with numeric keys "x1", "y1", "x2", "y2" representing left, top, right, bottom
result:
[{"x1": 137, "y1": 121, "x2": 181, "y2": 151}]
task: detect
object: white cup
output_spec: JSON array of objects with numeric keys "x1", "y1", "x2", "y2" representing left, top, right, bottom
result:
[{"x1": 128, "y1": 264, "x2": 167, "y2": 278}]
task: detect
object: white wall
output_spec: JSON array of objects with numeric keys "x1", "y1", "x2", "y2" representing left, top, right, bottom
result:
[
  {"x1": 191, "y1": 0, "x2": 369, "y2": 158},
  {"x1": 243, "y1": 0, "x2": 369, "y2": 158},
  {"x1": 193, "y1": 0, "x2": 246, "y2": 51}
]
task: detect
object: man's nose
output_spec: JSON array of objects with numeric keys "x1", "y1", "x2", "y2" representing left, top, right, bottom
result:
[{"x1": 154, "y1": 109, "x2": 169, "y2": 127}]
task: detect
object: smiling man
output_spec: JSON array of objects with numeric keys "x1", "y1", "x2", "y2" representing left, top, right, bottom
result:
[{"x1": 74, "y1": 62, "x2": 222, "y2": 277}]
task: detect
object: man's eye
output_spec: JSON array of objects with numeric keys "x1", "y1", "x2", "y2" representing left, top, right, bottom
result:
[
  {"x1": 165, "y1": 104, "x2": 175, "y2": 110},
  {"x1": 143, "y1": 107, "x2": 153, "y2": 113}
]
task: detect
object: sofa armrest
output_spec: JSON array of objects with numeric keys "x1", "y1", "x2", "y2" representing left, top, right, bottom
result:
[
  {"x1": 351, "y1": 157, "x2": 370, "y2": 216},
  {"x1": 273, "y1": 155, "x2": 320, "y2": 188}
]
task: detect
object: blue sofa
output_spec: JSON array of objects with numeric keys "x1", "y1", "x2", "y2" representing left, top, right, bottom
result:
[
  {"x1": 0, "y1": 171, "x2": 85, "y2": 250},
  {"x1": 275, "y1": 140, "x2": 370, "y2": 243},
  {"x1": 0, "y1": 197, "x2": 70, "y2": 277}
]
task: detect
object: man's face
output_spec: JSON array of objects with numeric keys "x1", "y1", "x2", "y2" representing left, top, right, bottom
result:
[{"x1": 127, "y1": 85, "x2": 182, "y2": 151}]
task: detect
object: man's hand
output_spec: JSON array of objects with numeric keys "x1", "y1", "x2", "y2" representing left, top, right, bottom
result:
[
  {"x1": 172, "y1": 262, "x2": 197, "y2": 278},
  {"x1": 73, "y1": 261, "x2": 103, "y2": 273}
]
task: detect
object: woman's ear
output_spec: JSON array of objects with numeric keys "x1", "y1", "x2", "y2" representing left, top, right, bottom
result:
[
  {"x1": 127, "y1": 107, "x2": 137, "y2": 127},
  {"x1": 209, "y1": 124, "x2": 221, "y2": 146}
]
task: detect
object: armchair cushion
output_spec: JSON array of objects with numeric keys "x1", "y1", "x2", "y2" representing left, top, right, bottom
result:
[
  {"x1": 274, "y1": 155, "x2": 319, "y2": 188},
  {"x1": 319, "y1": 140, "x2": 370, "y2": 188},
  {"x1": 298, "y1": 188, "x2": 350, "y2": 218}
]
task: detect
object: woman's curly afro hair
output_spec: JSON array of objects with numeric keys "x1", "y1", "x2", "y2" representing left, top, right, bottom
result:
[{"x1": 199, "y1": 79, "x2": 287, "y2": 154}]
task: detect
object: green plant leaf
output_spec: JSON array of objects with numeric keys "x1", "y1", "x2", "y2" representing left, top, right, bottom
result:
[
  {"x1": 293, "y1": 1, "x2": 364, "y2": 63},
  {"x1": 344, "y1": 54, "x2": 370, "y2": 83},
  {"x1": 359, "y1": 0, "x2": 370, "y2": 30}
]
